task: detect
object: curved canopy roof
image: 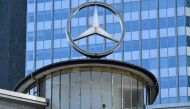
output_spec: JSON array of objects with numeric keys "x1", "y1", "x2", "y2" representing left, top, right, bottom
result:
[{"x1": 14, "y1": 59, "x2": 159, "y2": 104}]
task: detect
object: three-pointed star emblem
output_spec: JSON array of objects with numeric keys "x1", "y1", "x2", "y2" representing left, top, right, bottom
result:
[{"x1": 73, "y1": 6, "x2": 119, "y2": 43}]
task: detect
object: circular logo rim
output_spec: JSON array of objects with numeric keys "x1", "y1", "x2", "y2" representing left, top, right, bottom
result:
[{"x1": 66, "y1": 2, "x2": 125, "y2": 58}]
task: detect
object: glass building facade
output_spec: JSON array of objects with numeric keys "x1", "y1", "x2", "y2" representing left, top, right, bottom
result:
[{"x1": 26, "y1": 0, "x2": 190, "y2": 105}]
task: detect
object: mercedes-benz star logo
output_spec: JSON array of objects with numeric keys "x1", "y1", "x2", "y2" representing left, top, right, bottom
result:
[{"x1": 66, "y1": 2, "x2": 125, "y2": 58}]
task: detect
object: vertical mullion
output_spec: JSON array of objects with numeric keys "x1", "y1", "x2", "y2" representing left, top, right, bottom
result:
[
  {"x1": 51, "y1": 0, "x2": 54, "y2": 63},
  {"x1": 34, "y1": 0, "x2": 37, "y2": 70},
  {"x1": 139, "y1": 0, "x2": 142, "y2": 67},
  {"x1": 43, "y1": 2, "x2": 45, "y2": 67},
  {"x1": 104, "y1": 0, "x2": 106, "y2": 59},
  {"x1": 87, "y1": 0, "x2": 89, "y2": 53},
  {"x1": 68, "y1": 0, "x2": 72, "y2": 60},
  {"x1": 175, "y1": 0, "x2": 179, "y2": 102},
  {"x1": 157, "y1": 0, "x2": 161, "y2": 104}
]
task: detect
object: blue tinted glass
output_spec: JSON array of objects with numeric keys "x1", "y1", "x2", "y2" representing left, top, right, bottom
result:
[
  {"x1": 80, "y1": 45, "x2": 87, "y2": 51},
  {"x1": 169, "y1": 77, "x2": 176, "y2": 88},
  {"x1": 132, "y1": 21, "x2": 139, "y2": 31},
  {"x1": 63, "y1": 9, "x2": 69, "y2": 19},
  {"x1": 178, "y1": 35, "x2": 186, "y2": 46},
  {"x1": 71, "y1": 48, "x2": 79, "y2": 57},
  {"x1": 142, "y1": 59, "x2": 149, "y2": 69},
  {"x1": 160, "y1": 37, "x2": 168, "y2": 48},
  {"x1": 79, "y1": 9, "x2": 87, "y2": 17},
  {"x1": 141, "y1": 0, "x2": 149, "y2": 10},
  {"x1": 27, "y1": 32, "x2": 34, "y2": 42},
  {"x1": 62, "y1": 47, "x2": 68, "y2": 58},
  {"x1": 167, "y1": 17, "x2": 175, "y2": 28},
  {"x1": 161, "y1": 98, "x2": 168, "y2": 104},
  {"x1": 160, "y1": 57, "x2": 168, "y2": 68},
  {"x1": 131, "y1": 60, "x2": 139, "y2": 66},
  {"x1": 124, "y1": 2, "x2": 131, "y2": 12},
  {"x1": 44, "y1": 49, "x2": 51, "y2": 59},
  {"x1": 37, "y1": 12, "x2": 44, "y2": 22},
  {"x1": 187, "y1": 0, "x2": 190, "y2": 7},
  {"x1": 132, "y1": 40, "x2": 139, "y2": 51},
  {"x1": 149, "y1": 0, "x2": 157, "y2": 10},
  {"x1": 54, "y1": 9, "x2": 62, "y2": 20},
  {"x1": 62, "y1": 28, "x2": 66, "y2": 39},
  {"x1": 114, "y1": 3, "x2": 122, "y2": 13},
  {"x1": 89, "y1": 44, "x2": 103, "y2": 53},
  {"x1": 28, "y1": 0, "x2": 34, "y2": 3},
  {"x1": 160, "y1": 18, "x2": 167, "y2": 28},
  {"x1": 178, "y1": 16, "x2": 185, "y2": 27},
  {"x1": 28, "y1": 13, "x2": 34, "y2": 22},
  {"x1": 71, "y1": 27, "x2": 78, "y2": 37},
  {"x1": 36, "y1": 50, "x2": 43, "y2": 60},
  {"x1": 169, "y1": 97, "x2": 177, "y2": 103},
  {"x1": 186, "y1": 16, "x2": 190, "y2": 27},
  {"x1": 149, "y1": 19, "x2": 157, "y2": 29},
  {"x1": 54, "y1": 29, "x2": 61, "y2": 39},
  {"x1": 79, "y1": 26, "x2": 86, "y2": 35},
  {"x1": 106, "y1": 23, "x2": 114, "y2": 34},
  {"x1": 169, "y1": 56, "x2": 176, "y2": 67},
  {"x1": 27, "y1": 51, "x2": 33, "y2": 61},
  {"x1": 115, "y1": 23, "x2": 121, "y2": 33},
  {"x1": 180, "y1": 97, "x2": 188, "y2": 102},
  {"x1": 179, "y1": 76, "x2": 187, "y2": 87},
  {"x1": 125, "y1": 22, "x2": 131, "y2": 32},
  {"x1": 89, "y1": 7, "x2": 95, "y2": 16},
  {"x1": 132, "y1": 1, "x2": 139, "y2": 12},
  {"x1": 168, "y1": 37, "x2": 176, "y2": 47},
  {"x1": 46, "y1": 0, "x2": 51, "y2": 2},
  {"x1": 37, "y1": 31, "x2": 44, "y2": 41},
  {"x1": 150, "y1": 38, "x2": 157, "y2": 49},
  {"x1": 150, "y1": 58, "x2": 158, "y2": 69},
  {"x1": 177, "y1": 0, "x2": 184, "y2": 7},
  {"x1": 161, "y1": 77, "x2": 169, "y2": 88},
  {"x1": 167, "y1": 0, "x2": 175, "y2": 8},
  {"x1": 142, "y1": 39, "x2": 149, "y2": 50},
  {"x1": 159, "y1": 0, "x2": 167, "y2": 9},
  {"x1": 188, "y1": 56, "x2": 190, "y2": 66},
  {"x1": 179, "y1": 55, "x2": 186, "y2": 66},
  {"x1": 141, "y1": 20, "x2": 149, "y2": 30},
  {"x1": 38, "y1": 0, "x2": 44, "y2": 3},
  {"x1": 124, "y1": 41, "x2": 131, "y2": 52},
  {"x1": 54, "y1": 48, "x2": 61, "y2": 59},
  {"x1": 106, "y1": 8, "x2": 112, "y2": 15},
  {"x1": 44, "y1": 30, "x2": 52, "y2": 40},
  {"x1": 44, "y1": 11, "x2": 51, "y2": 21}
]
